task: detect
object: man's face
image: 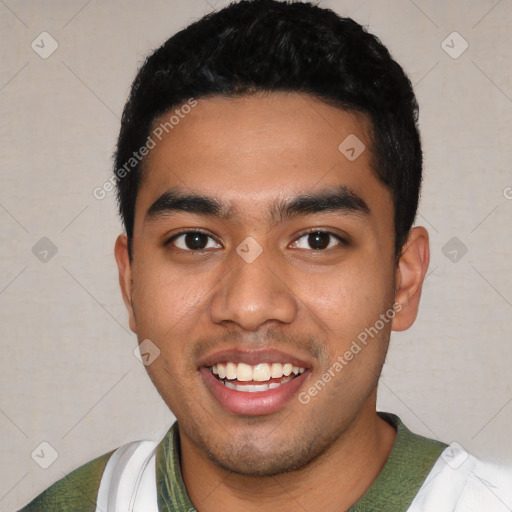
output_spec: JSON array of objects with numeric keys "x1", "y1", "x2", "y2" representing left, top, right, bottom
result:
[{"x1": 120, "y1": 92, "x2": 399, "y2": 476}]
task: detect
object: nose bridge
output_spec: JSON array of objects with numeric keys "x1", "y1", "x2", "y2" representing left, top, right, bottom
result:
[{"x1": 209, "y1": 242, "x2": 298, "y2": 330}]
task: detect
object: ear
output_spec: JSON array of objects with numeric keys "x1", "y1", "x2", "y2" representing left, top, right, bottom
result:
[
  {"x1": 391, "y1": 226, "x2": 430, "y2": 332},
  {"x1": 114, "y1": 234, "x2": 137, "y2": 333}
]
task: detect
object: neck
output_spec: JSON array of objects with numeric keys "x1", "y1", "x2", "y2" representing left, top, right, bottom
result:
[{"x1": 180, "y1": 401, "x2": 396, "y2": 512}]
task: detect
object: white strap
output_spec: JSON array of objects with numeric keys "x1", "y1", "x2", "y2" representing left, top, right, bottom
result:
[
  {"x1": 407, "y1": 444, "x2": 512, "y2": 512},
  {"x1": 95, "y1": 439, "x2": 512, "y2": 512},
  {"x1": 95, "y1": 440, "x2": 159, "y2": 512}
]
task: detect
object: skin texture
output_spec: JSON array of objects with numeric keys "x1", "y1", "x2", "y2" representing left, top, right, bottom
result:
[{"x1": 115, "y1": 92, "x2": 430, "y2": 511}]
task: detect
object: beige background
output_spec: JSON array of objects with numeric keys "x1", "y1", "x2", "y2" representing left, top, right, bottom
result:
[{"x1": 1, "y1": 0, "x2": 511, "y2": 509}]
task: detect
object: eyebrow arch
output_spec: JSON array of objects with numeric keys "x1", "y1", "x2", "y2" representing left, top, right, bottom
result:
[
  {"x1": 272, "y1": 185, "x2": 370, "y2": 222},
  {"x1": 144, "y1": 185, "x2": 370, "y2": 225},
  {"x1": 145, "y1": 190, "x2": 232, "y2": 222}
]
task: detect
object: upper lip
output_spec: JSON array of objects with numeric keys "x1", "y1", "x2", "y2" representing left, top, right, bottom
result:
[{"x1": 197, "y1": 347, "x2": 313, "y2": 369}]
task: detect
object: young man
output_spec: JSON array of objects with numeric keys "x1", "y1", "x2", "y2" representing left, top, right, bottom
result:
[{"x1": 19, "y1": 0, "x2": 511, "y2": 510}]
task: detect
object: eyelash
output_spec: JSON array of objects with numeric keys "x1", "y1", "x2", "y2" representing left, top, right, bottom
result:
[
  {"x1": 166, "y1": 229, "x2": 221, "y2": 252},
  {"x1": 166, "y1": 229, "x2": 348, "y2": 252},
  {"x1": 291, "y1": 230, "x2": 348, "y2": 251}
]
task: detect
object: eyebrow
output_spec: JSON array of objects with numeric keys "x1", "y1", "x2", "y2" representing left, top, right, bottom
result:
[
  {"x1": 144, "y1": 186, "x2": 370, "y2": 224},
  {"x1": 145, "y1": 191, "x2": 231, "y2": 221},
  {"x1": 272, "y1": 185, "x2": 370, "y2": 222}
]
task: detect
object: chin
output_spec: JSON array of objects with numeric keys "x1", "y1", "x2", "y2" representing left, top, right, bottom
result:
[
  {"x1": 207, "y1": 447, "x2": 312, "y2": 477},
  {"x1": 200, "y1": 429, "x2": 335, "y2": 478}
]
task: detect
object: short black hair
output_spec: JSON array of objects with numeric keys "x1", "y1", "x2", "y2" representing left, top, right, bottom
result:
[{"x1": 114, "y1": 0, "x2": 422, "y2": 258}]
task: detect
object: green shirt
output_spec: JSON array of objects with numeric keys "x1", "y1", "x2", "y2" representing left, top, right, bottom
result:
[{"x1": 19, "y1": 412, "x2": 446, "y2": 512}]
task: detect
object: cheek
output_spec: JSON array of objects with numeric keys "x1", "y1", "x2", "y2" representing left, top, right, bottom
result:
[
  {"x1": 131, "y1": 259, "x2": 212, "y2": 340},
  {"x1": 299, "y1": 260, "x2": 393, "y2": 352}
]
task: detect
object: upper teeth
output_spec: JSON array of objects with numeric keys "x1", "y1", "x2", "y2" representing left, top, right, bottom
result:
[{"x1": 211, "y1": 362, "x2": 305, "y2": 382}]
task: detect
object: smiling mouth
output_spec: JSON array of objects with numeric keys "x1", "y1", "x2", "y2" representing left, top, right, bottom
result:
[{"x1": 209, "y1": 362, "x2": 306, "y2": 393}]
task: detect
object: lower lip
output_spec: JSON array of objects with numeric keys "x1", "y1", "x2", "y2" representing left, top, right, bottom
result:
[{"x1": 200, "y1": 367, "x2": 309, "y2": 416}]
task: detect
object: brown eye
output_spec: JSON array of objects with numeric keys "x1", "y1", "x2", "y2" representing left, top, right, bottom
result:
[
  {"x1": 307, "y1": 232, "x2": 331, "y2": 250},
  {"x1": 292, "y1": 231, "x2": 343, "y2": 250},
  {"x1": 170, "y1": 232, "x2": 221, "y2": 251}
]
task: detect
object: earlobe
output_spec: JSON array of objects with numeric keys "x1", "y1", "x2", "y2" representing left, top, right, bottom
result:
[
  {"x1": 391, "y1": 227, "x2": 430, "y2": 332},
  {"x1": 114, "y1": 234, "x2": 137, "y2": 333}
]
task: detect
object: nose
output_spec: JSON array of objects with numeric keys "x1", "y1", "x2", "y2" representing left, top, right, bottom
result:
[{"x1": 209, "y1": 245, "x2": 298, "y2": 331}]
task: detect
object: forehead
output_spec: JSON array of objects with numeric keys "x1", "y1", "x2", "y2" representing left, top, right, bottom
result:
[{"x1": 137, "y1": 92, "x2": 391, "y2": 222}]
